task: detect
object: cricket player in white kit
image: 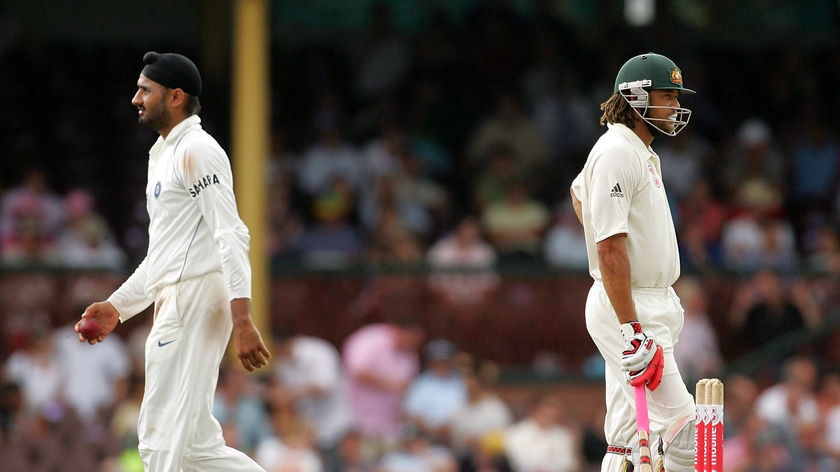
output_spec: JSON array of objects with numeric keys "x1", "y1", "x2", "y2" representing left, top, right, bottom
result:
[
  {"x1": 570, "y1": 53, "x2": 697, "y2": 472},
  {"x1": 76, "y1": 51, "x2": 271, "y2": 472}
]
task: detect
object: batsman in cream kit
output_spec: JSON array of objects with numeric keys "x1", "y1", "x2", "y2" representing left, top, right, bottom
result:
[
  {"x1": 570, "y1": 53, "x2": 698, "y2": 471},
  {"x1": 76, "y1": 52, "x2": 271, "y2": 471}
]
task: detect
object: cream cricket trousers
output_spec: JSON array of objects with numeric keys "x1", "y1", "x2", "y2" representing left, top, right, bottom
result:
[
  {"x1": 585, "y1": 282, "x2": 696, "y2": 472},
  {"x1": 138, "y1": 272, "x2": 265, "y2": 472}
]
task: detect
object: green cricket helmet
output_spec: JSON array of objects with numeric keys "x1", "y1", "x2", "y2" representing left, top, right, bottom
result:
[
  {"x1": 613, "y1": 53, "x2": 694, "y2": 136},
  {"x1": 614, "y1": 53, "x2": 695, "y2": 95}
]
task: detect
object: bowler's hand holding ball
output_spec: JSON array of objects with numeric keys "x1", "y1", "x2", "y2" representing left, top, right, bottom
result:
[
  {"x1": 75, "y1": 301, "x2": 120, "y2": 344},
  {"x1": 77, "y1": 317, "x2": 102, "y2": 341}
]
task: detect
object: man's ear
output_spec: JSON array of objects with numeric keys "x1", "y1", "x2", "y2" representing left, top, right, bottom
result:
[{"x1": 169, "y1": 88, "x2": 187, "y2": 108}]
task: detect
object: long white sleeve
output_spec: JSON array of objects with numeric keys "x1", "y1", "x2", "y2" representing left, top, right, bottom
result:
[{"x1": 107, "y1": 256, "x2": 154, "y2": 322}]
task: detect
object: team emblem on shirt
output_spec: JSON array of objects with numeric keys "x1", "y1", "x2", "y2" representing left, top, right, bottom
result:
[
  {"x1": 189, "y1": 173, "x2": 221, "y2": 198},
  {"x1": 610, "y1": 182, "x2": 624, "y2": 198},
  {"x1": 647, "y1": 164, "x2": 662, "y2": 188},
  {"x1": 154, "y1": 181, "x2": 161, "y2": 198}
]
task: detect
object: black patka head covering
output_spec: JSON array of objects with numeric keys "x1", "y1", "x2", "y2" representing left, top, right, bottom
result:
[{"x1": 141, "y1": 51, "x2": 202, "y2": 96}]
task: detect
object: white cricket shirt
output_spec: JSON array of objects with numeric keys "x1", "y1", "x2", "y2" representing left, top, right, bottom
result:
[
  {"x1": 109, "y1": 115, "x2": 252, "y2": 321},
  {"x1": 571, "y1": 123, "x2": 679, "y2": 288}
]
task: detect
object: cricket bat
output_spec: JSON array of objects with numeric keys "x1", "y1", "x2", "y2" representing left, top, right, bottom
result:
[{"x1": 634, "y1": 384, "x2": 654, "y2": 472}]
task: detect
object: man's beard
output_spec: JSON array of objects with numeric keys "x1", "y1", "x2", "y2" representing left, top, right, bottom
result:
[{"x1": 138, "y1": 104, "x2": 170, "y2": 133}]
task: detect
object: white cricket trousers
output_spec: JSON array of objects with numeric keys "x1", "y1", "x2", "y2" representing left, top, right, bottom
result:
[
  {"x1": 138, "y1": 272, "x2": 265, "y2": 472},
  {"x1": 585, "y1": 282, "x2": 695, "y2": 472}
]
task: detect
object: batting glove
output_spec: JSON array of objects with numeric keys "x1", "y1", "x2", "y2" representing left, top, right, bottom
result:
[{"x1": 620, "y1": 321, "x2": 664, "y2": 390}]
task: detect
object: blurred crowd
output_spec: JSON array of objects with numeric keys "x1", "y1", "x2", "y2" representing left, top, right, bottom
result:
[
  {"x1": 0, "y1": 317, "x2": 588, "y2": 471},
  {"x1": 5, "y1": 316, "x2": 840, "y2": 472},
  {"x1": 3, "y1": 1, "x2": 840, "y2": 471},
  {"x1": 2, "y1": 2, "x2": 840, "y2": 276}
]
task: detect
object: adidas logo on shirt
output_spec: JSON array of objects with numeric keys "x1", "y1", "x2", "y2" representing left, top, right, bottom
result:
[{"x1": 610, "y1": 183, "x2": 624, "y2": 198}]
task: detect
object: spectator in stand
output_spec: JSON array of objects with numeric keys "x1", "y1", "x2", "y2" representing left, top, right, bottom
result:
[
  {"x1": 804, "y1": 223, "x2": 840, "y2": 275},
  {"x1": 521, "y1": 31, "x2": 598, "y2": 183},
  {"x1": 728, "y1": 269, "x2": 805, "y2": 360},
  {"x1": 57, "y1": 189, "x2": 126, "y2": 270},
  {"x1": 720, "y1": 176, "x2": 798, "y2": 272},
  {"x1": 654, "y1": 129, "x2": 714, "y2": 202},
  {"x1": 0, "y1": 381, "x2": 23, "y2": 449},
  {"x1": 1, "y1": 392, "x2": 103, "y2": 471},
  {"x1": 470, "y1": 143, "x2": 525, "y2": 213},
  {"x1": 402, "y1": 339, "x2": 467, "y2": 445},
  {"x1": 332, "y1": 429, "x2": 377, "y2": 472},
  {"x1": 543, "y1": 197, "x2": 589, "y2": 271},
  {"x1": 361, "y1": 136, "x2": 451, "y2": 245},
  {"x1": 728, "y1": 269, "x2": 821, "y2": 360},
  {"x1": 295, "y1": 91, "x2": 365, "y2": 198},
  {"x1": 365, "y1": 196, "x2": 426, "y2": 267},
  {"x1": 818, "y1": 369, "x2": 840, "y2": 465},
  {"x1": 449, "y1": 360, "x2": 513, "y2": 461},
  {"x1": 0, "y1": 170, "x2": 64, "y2": 267},
  {"x1": 255, "y1": 397, "x2": 323, "y2": 472},
  {"x1": 719, "y1": 119, "x2": 786, "y2": 205},
  {"x1": 212, "y1": 359, "x2": 270, "y2": 457},
  {"x1": 342, "y1": 317, "x2": 425, "y2": 458},
  {"x1": 349, "y1": 1, "x2": 412, "y2": 106},
  {"x1": 466, "y1": 91, "x2": 550, "y2": 193},
  {"x1": 359, "y1": 172, "x2": 436, "y2": 245},
  {"x1": 723, "y1": 409, "x2": 794, "y2": 472},
  {"x1": 359, "y1": 120, "x2": 406, "y2": 184},
  {"x1": 720, "y1": 374, "x2": 760, "y2": 439},
  {"x1": 792, "y1": 418, "x2": 836, "y2": 471},
  {"x1": 458, "y1": 431, "x2": 513, "y2": 472},
  {"x1": 376, "y1": 422, "x2": 458, "y2": 472},
  {"x1": 110, "y1": 374, "x2": 145, "y2": 472},
  {"x1": 427, "y1": 215, "x2": 499, "y2": 305},
  {"x1": 754, "y1": 355, "x2": 821, "y2": 453},
  {"x1": 272, "y1": 332, "x2": 353, "y2": 471},
  {"x1": 481, "y1": 177, "x2": 550, "y2": 264},
  {"x1": 503, "y1": 394, "x2": 580, "y2": 472},
  {"x1": 672, "y1": 276, "x2": 723, "y2": 386},
  {"x1": 0, "y1": 215, "x2": 61, "y2": 267},
  {"x1": 788, "y1": 111, "x2": 840, "y2": 253},
  {"x1": 288, "y1": 176, "x2": 366, "y2": 269},
  {"x1": 676, "y1": 177, "x2": 728, "y2": 271},
  {"x1": 2, "y1": 326, "x2": 62, "y2": 418},
  {"x1": 0, "y1": 169, "x2": 64, "y2": 253},
  {"x1": 267, "y1": 169, "x2": 305, "y2": 264},
  {"x1": 579, "y1": 405, "x2": 608, "y2": 471},
  {"x1": 393, "y1": 144, "x2": 450, "y2": 233}
]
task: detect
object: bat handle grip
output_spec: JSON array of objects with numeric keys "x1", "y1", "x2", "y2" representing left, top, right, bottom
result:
[{"x1": 634, "y1": 384, "x2": 650, "y2": 432}]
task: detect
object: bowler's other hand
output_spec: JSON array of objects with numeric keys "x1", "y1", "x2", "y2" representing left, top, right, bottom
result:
[
  {"x1": 234, "y1": 321, "x2": 271, "y2": 372},
  {"x1": 75, "y1": 301, "x2": 120, "y2": 344}
]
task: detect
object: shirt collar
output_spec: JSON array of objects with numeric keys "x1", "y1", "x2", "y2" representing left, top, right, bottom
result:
[
  {"x1": 607, "y1": 123, "x2": 659, "y2": 159},
  {"x1": 149, "y1": 115, "x2": 202, "y2": 161},
  {"x1": 164, "y1": 114, "x2": 202, "y2": 145}
]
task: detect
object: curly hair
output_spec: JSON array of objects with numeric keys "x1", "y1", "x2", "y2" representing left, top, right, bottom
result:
[{"x1": 599, "y1": 93, "x2": 637, "y2": 128}]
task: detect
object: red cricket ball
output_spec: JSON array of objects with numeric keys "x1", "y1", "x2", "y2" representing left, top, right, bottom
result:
[{"x1": 79, "y1": 318, "x2": 102, "y2": 340}]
